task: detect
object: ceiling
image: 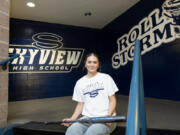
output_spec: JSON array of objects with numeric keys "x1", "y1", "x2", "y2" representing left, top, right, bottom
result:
[{"x1": 10, "y1": 0, "x2": 140, "y2": 29}]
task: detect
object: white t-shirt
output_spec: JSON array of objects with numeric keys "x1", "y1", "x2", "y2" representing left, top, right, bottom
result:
[{"x1": 72, "y1": 72, "x2": 119, "y2": 117}]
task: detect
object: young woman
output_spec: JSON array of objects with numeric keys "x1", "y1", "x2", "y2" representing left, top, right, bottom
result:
[{"x1": 63, "y1": 53, "x2": 119, "y2": 135}]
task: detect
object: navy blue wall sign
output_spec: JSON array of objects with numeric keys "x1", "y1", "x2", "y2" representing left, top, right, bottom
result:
[
  {"x1": 102, "y1": 0, "x2": 180, "y2": 101},
  {"x1": 112, "y1": 0, "x2": 180, "y2": 69},
  {"x1": 9, "y1": 32, "x2": 84, "y2": 73}
]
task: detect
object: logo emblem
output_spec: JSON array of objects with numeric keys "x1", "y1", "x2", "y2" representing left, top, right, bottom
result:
[
  {"x1": 32, "y1": 33, "x2": 63, "y2": 49},
  {"x1": 84, "y1": 88, "x2": 104, "y2": 98},
  {"x1": 162, "y1": 0, "x2": 180, "y2": 38}
]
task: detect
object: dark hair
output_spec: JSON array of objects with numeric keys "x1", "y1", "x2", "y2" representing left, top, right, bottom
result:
[
  {"x1": 84, "y1": 52, "x2": 99, "y2": 64},
  {"x1": 83, "y1": 52, "x2": 101, "y2": 72}
]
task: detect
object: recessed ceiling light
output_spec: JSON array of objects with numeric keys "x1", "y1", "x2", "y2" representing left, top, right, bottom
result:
[{"x1": 27, "y1": 2, "x2": 35, "y2": 8}]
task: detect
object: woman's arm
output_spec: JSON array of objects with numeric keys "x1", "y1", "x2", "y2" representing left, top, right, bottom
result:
[
  {"x1": 108, "y1": 94, "x2": 117, "y2": 116},
  {"x1": 106, "y1": 94, "x2": 117, "y2": 126},
  {"x1": 71, "y1": 102, "x2": 84, "y2": 120},
  {"x1": 62, "y1": 102, "x2": 84, "y2": 126}
]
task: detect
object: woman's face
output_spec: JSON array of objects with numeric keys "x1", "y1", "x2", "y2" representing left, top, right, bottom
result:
[{"x1": 85, "y1": 55, "x2": 99, "y2": 74}]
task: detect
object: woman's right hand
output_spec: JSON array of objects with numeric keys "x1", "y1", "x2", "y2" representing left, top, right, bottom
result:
[
  {"x1": 61, "y1": 118, "x2": 75, "y2": 127},
  {"x1": 62, "y1": 102, "x2": 83, "y2": 127}
]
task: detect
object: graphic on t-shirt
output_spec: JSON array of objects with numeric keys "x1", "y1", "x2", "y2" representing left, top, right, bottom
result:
[{"x1": 83, "y1": 82, "x2": 104, "y2": 98}]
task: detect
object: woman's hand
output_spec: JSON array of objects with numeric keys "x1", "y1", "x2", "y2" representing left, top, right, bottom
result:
[
  {"x1": 106, "y1": 122, "x2": 112, "y2": 126},
  {"x1": 61, "y1": 118, "x2": 75, "y2": 127}
]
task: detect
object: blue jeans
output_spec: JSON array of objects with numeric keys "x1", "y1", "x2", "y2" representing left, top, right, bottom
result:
[{"x1": 65, "y1": 122, "x2": 111, "y2": 135}]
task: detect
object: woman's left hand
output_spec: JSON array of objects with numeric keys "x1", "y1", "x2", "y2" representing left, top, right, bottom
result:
[{"x1": 106, "y1": 122, "x2": 112, "y2": 126}]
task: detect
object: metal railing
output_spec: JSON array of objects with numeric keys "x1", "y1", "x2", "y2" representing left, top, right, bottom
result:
[
  {"x1": 0, "y1": 54, "x2": 19, "y2": 70},
  {"x1": 126, "y1": 40, "x2": 147, "y2": 135}
]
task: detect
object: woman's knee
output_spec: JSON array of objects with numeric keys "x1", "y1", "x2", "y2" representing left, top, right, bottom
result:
[
  {"x1": 66, "y1": 122, "x2": 87, "y2": 135},
  {"x1": 85, "y1": 124, "x2": 110, "y2": 135}
]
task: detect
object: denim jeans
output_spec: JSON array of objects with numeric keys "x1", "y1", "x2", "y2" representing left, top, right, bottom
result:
[
  {"x1": 66, "y1": 122, "x2": 112, "y2": 135},
  {"x1": 65, "y1": 115, "x2": 117, "y2": 135}
]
